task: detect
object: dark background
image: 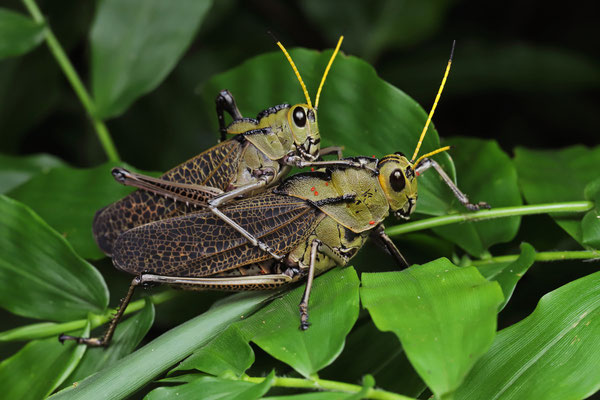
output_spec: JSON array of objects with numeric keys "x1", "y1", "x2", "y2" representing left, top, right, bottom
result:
[{"x1": 1, "y1": 0, "x2": 598, "y2": 365}]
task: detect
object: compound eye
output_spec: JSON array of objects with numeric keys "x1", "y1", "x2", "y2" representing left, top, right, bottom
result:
[
  {"x1": 293, "y1": 107, "x2": 307, "y2": 127},
  {"x1": 389, "y1": 169, "x2": 406, "y2": 192}
]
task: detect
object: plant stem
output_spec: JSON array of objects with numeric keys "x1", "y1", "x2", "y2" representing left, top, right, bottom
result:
[
  {"x1": 386, "y1": 201, "x2": 593, "y2": 237},
  {"x1": 0, "y1": 291, "x2": 176, "y2": 341},
  {"x1": 471, "y1": 250, "x2": 600, "y2": 266},
  {"x1": 243, "y1": 375, "x2": 415, "y2": 400},
  {"x1": 21, "y1": 0, "x2": 120, "y2": 162}
]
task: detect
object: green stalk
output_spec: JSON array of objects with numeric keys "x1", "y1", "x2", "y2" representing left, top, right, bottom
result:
[
  {"x1": 0, "y1": 291, "x2": 176, "y2": 342},
  {"x1": 21, "y1": 0, "x2": 120, "y2": 162},
  {"x1": 244, "y1": 375, "x2": 415, "y2": 400},
  {"x1": 386, "y1": 201, "x2": 593, "y2": 237},
  {"x1": 471, "y1": 250, "x2": 600, "y2": 266}
]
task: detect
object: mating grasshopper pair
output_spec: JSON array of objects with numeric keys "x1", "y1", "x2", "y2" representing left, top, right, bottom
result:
[{"x1": 60, "y1": 39, "x2": 488, "y2": 347}]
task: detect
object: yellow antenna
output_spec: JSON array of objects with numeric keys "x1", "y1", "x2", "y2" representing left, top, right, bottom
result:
[
  {"x1": 414, "y1": 146, "x2": 451, "y2": 168},
  {"x1": 276, "y1": 41, "x2": 313, "y2": 109},
  {"x1": 315, "y1": 36, "x2": 344, "y2": 109},
  {"x1": 411, "y1": 40, "x2": 455, "y2": 163}
]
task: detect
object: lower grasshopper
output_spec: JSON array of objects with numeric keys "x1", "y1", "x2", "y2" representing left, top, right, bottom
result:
[
  {"x1": 93, "y1": 38, "x2": 345, "y2": 259},
  {"x1": 60, "y1": 43, "x2": 489, "y2": 346}
]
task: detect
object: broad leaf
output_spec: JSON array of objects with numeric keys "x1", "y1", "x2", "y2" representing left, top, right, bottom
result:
[
  {"x1": 0, "y1": 8, "x2": 44, "y2": 59},
  {"x1": 0, "y1": 152, "x2": 65, "y2": 194},
  {"x1": 361, "y1": 258, "x2": 503, "y2": 399},
  {"x1": 432, "y1": 138, "x2": 522, "y2": 257},
  {"x1": 49, "y1": 292, "x2": 272, "y2": 400},
  {"x1": 148, "y1": 372, "x2": 275, "y2": 400},
  {"x1": 0, "y1": 322, "x2": 90, "y2": 400},
  {"x1": 239, "y1": 267, "x2": 360, "y2": 378},
  {"x1": 475, "y1": 242, "x2": 536, "y2": 311},
  {"x1": 7, "y1": 162, "x2": 148, "y2": 259},
  {"x1": 514, "y1": 145, "x2": 600, "y2": 246},
  {"x1": 455, "y1": 271, "x2": 600, "y2": 400},
  {"x1": 0, "y1": 196, "x2": 108, "y2": 321},
  {"x1": 203, "y1": 47, "x2": 457, "y2": 217},
  {"x1": 91, "y1": 0, "x2": 213, "y2": 118},
  {"x1": 173, "y1": 324, "x2": 254, "y2": 377}
]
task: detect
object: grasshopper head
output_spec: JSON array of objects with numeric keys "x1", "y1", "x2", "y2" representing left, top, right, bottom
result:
[
  {"x1": 287, "y1": 104, "x2": 320, "y2": 158},
  {"x1": 377, "y1": 153, "x2": 418, "y2": 220},
  {"x1": 276, "y1": 36, "x2": 342, "y2": 161}
]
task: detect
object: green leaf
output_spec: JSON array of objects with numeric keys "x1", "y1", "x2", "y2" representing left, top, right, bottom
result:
[
  {"x1": 203, "y1": 47, "x2": 456, "y2": 217},
  {"x1": 147, "y1": 371, "x2": 275, "y2": 400},
  {"x1": 455, "y1": 271, "x2": 600, "y2": 400},
  {"x1": 173, "y1": 325, "x2": 254, "y2": 377},
  {"x1": 91, "y1": 0, "x2": 213, "y2": 118},
  {"x1": 7, "y1": 162, "x2": 145, "y2": 259},
  {"x1": 431, "y1": 138, "x2": 522, "y2": 257},
  {"x1": 361, "y1": 258, "x2": 503, "y2": 399},
  {"x1": 0, "y1": 153, "x2": 65, "y2": 194},
  {"x1": 514, "y1": 145, "x2": 600, "y2": 246},
  {"x1": 49, "y1": 292, "x2": 272, "y2": 400},
  {"x1": 0, "y1": 8, "x2": 44, "y2": 59},
  {"x1": 61, "y1": 299, "x2": 155, "y2": 388},
  {"x1": 239, "y1": 267, "x2": 360, "y2": 378},
  {"x1": 0, "y1": 322, "x2": 90, "y2": 400},
  {"x1": 0, "y1": 195, "x2": 108, "y2": 321},
  {"x1": 475, "y1": 242, "x2": 536, "y2": 311}
]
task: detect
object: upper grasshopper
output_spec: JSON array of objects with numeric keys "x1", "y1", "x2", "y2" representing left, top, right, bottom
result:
[
  {"x1": 93, "y1": 37, "x2": 345, "y2": 259},
  {"x1": 60, "y1": 42, "x2": 490, "y2": 347}
]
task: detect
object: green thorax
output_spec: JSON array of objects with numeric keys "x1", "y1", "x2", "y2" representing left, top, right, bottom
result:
[{"x1": 276, "y1": 157, "x2": 389, "y2": 233}]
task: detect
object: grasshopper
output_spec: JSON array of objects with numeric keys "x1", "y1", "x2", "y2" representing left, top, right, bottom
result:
[
  {"x1": 93, "y1": 37, "x2": 345, "y2": 259},
  {"x1": 60, "y1": 43, "x2": 489, "y2": 347}
]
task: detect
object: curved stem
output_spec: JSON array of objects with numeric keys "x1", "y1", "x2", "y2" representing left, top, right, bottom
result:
[
  {"x1": 21, "y1": 0, "x2": 120, "y2": 162},
  {"x1": 471, "y1": 250, "x2": 600, "y2": 266},
  {"x1": 386, "y1": 201, "x2": 594, "y2": 237},
  {"x1": 0, "y1": 291, "x2": 176, "y2": 342},
  {"x1": 243, "y1": 375, "x2": 415, "y2": 400}
]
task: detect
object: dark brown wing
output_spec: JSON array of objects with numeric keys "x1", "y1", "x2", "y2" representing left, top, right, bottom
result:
[
  {"x1": 93, "y1": 140, "x2": 243, "y2": 256},
  {"x1": 112, "y1": 191, "x2": 323, "y2": 277}
]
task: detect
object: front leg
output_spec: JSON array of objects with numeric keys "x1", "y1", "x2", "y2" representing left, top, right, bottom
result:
[
  {"x1": 416, "y1": 158, "x2": 490, "y2": 211},
  {"x1": 370, "y1": 224, "x2": 409, "y2": 268}
]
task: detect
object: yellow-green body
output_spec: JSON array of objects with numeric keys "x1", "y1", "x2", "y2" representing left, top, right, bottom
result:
[
  {"x1": 226, "y1": 104, "x2": 320, "y2": 191},
  {"x1": 277, "y1": 154, "x2": 419, "y2": 276}
]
